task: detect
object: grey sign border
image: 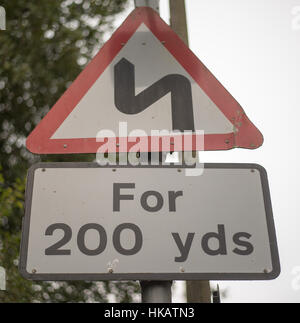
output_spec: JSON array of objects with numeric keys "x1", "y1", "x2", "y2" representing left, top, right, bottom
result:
[{"x1": 19, "y1": 162, "x2": 280, "y2": 281}]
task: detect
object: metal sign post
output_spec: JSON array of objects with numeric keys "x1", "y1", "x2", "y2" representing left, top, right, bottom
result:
[
  {"x1": 141, "y1": 281, "x2": 172, "y2": 303},
  {"x1": 134, "y1": 0, "x2": 160, "y2": 13},
  {"x1": 135, "y1": 0, "x2": 172, "y2": 304}
]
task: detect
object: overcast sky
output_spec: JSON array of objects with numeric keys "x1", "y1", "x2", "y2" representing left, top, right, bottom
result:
[{"x1": 112, "y1": 0, "x2": 300, "y2": 303}]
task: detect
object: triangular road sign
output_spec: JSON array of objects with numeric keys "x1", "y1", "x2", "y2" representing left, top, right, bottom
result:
[{"x1": 26, "y1": 7, "x2": 263, "y2": 154}]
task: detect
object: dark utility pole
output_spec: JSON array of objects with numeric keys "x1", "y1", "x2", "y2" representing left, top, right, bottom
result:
[{"x1": 169, "y1": 0, "x2": 211, "y2": 304}]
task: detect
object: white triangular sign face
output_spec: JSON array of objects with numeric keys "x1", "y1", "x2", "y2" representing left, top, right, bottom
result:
[
  {"x1": 26, "y1": 8, "x2": 263, "y2": 154},
  {"x1": 52, "y1": 23, "x2": 232, "y2": 140}
]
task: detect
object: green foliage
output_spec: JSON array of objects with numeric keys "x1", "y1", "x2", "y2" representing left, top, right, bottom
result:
[
  {"x1": 0, "y1": 0, "x2": 141, "y2": 302},
  {"x1": 0, "y1": 0, "x2": 129, "y2": 180}
]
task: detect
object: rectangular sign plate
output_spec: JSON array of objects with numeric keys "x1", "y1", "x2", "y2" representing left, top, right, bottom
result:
[{"x1": 20, "y1": 163, "x2": 280, "y2": 281}]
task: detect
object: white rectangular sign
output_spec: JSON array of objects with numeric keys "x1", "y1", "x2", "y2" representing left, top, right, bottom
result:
[{"x1": 20, "y1": 163, "x2": 280, "y2": 281}]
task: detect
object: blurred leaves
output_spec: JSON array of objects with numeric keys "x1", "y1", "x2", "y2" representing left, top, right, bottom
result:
[{"x1": 0, "y1": 0, "x2": 129, "y2": 180}]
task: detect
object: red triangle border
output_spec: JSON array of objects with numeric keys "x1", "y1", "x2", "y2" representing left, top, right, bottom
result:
[{"x1": 26, "y1": 7, "x2": 263, "y2": 154}]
